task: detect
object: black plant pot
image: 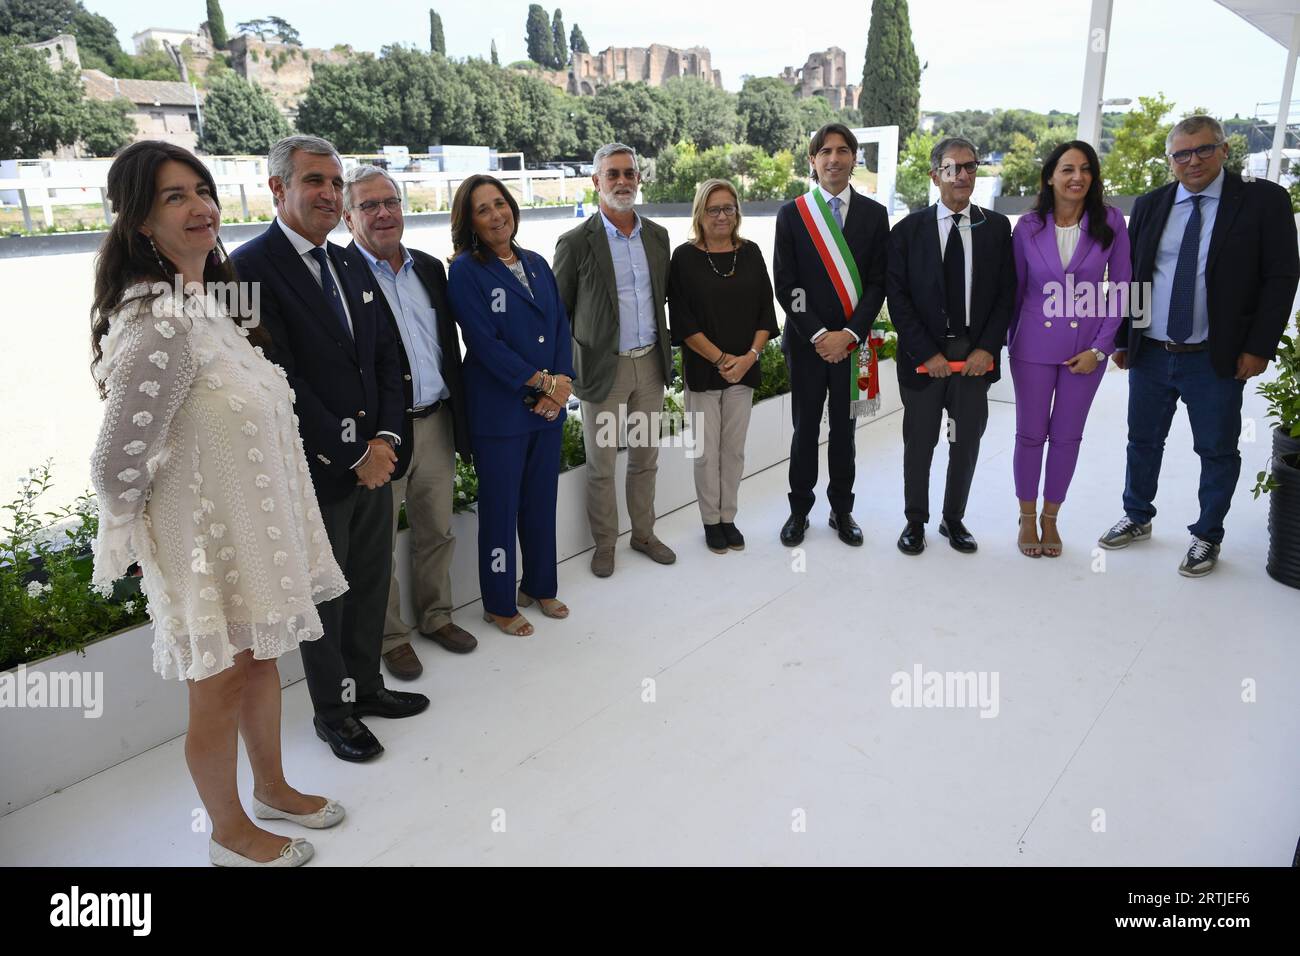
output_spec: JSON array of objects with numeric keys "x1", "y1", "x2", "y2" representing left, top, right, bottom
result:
[{"x1": 1266, "y1": 427, "x2": 1300, "y2": 590}]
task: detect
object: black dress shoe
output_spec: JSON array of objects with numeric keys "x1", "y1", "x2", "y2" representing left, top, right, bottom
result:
[
  {"x1": 939, "y1": 518, "x2": 978, "y2": 553},
  {"x1": 780, "y1": 513, "x2": 809, "y2": 546},
  {"x1": 897, "y1": 521, "x2": 926, "y2": 555},
  {"x1": 314, "y1": 715, "x2": 384, "y2": 763},
  {"x1": 352, "y1": 687, "x2": 430, "y2": 719},
  {"x1": 828, "y1": 511, "x2": 863, "y2": 546}
]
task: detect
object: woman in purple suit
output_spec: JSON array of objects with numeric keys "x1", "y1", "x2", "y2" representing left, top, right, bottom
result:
[{"x1": 1010, "y1": 141, "x2": 1130, "y2": 557}]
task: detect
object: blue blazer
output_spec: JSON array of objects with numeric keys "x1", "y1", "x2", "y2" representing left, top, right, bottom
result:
[
  {"x1": 230, "y1": 220, "x2": 406, "y2": 503},
  {"x1": 446, "y1": 247, "x2": 576, "y2": 439}
]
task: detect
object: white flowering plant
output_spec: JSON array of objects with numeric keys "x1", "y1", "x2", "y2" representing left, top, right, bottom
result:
[{"x1": 1, "y1": 461, "x2": 147, "y2": 671}]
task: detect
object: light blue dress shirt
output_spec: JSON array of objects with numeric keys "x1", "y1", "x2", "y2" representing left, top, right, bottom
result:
[
  {"x1": 357, "y1": 242, "x2": 450, "y2": 409},
  {"x1": 1147, "y1": 168, "x2": 1224, "y2": 344},
  {"x1": 600, "y1": 210, "x2": 658, "y2": 351}
]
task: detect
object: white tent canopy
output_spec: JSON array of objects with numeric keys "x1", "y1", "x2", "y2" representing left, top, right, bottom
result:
[{"x1": 1078, "y1": 0, "x2": 1300, "y2": 181}]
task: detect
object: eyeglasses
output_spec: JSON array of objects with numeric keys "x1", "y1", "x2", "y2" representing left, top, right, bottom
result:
[
  {"x1": 1168, "y1": 143, "x2": 1223, "y2": 165},
  {"x1": 355, "y1": 198, "x2": 403, "y2": 215},
  {"x1": 939, "y1": 161, "x2": 981, "y2": 177},
  {"x1": 705, "y1": 205, "x2": 738, "y2": 218},
  {"x1": 600, "y1": 168, "x2": 639, "y2": 181}
]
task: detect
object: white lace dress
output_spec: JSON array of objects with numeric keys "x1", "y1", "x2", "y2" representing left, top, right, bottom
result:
[{"x1": 90, "y1": 284, "x2": 348, "y2": 681}]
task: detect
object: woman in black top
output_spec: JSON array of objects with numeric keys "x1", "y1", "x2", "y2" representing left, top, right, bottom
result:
[{"x1": 668, "y1": 178, "x2": 781, "y2": 553}]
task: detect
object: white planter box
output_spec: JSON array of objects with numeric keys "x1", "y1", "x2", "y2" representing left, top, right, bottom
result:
[{"x1": 0, "y1": 361, "x2": 900, "y2": 818}]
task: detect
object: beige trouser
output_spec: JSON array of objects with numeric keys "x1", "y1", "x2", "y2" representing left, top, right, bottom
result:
[
  {"x1": 685, "y1": 384, "x2": 754, "y2": 524},
  {"x1": 581, "y1": 351, "x2": 665, "y2": 547},
  {"x1": 383, "y1": 404, "x2": 457, "y2": 653}
]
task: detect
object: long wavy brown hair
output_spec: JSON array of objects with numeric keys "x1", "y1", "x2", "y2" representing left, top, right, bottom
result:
[{"x1": 90, "y1": 140, "x2": 268, "y2": 397}]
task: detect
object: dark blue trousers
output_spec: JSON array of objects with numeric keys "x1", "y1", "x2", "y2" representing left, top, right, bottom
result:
[
  {"x1": 1122, "y1": 343, "x2": 1245, "y2": 545},
  {"x1": 473, "y1": 427, "x2": 562, "y2": 617}
]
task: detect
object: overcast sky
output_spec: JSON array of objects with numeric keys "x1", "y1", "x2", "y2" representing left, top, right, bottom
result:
[{"x1": 87, "y1": 0, "x2": 1290, "y2": 119}]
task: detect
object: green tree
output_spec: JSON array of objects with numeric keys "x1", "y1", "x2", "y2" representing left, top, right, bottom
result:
[
  {"x1": 198, "y1": 73, "x2": 290, "y2": 155},
  {"x1": 662, "y1": 76, "x2": 740, "y2": 150},
  {"x1": 1105, "y1": 93, "x2": 1175, "y2": 195},
  {"x1": 796, "y1": 95, "x2": 837, "y2": 139},
  {"x1": 551, "y1": 9, "x2": 567, "y2": 70},
  {"x1": 0, "y1": 38, "x2": 84, "y2": 157},
  {"x1": 429, "y1": 9, "x2": 445, "y2": 55},
  {"x1": 0, "y1": 0, "x2": 81, "y2": 42},
  {"x1": 70, "y1": 7, "x2": 126, "y2": 72},
  {"x1": 997, "y1": 124, "x2": 1075, "y2": 197},
  {"x1": 1224, "y1": 132, "x2": 1247, "y2": 174},
  {"x1": 738, "y1": 76, "x2": 802, "y2": 155},
  {"x1": 569, "y1": 23, "x2": 589, "y2": 55},
  {"x1": 206, "y1": 0, "x2": 229, "y2": 49},
  {"x1": 78, "y1": 96, "x2": 135, "y2": 156},
  {"x1": 237, "y1": 18, "x2": 272, "y2": 40},
  {"x1": 490, "y1": 39, "x2": 499, "y2": 66},
  {"x1": 525, "y1": 4, "x2": 554, "y2": 67},
  {"x1": 587, "y1": 82, "x2": 675, "y2": 157},
  {"x1": 114, "y1": 42, "x2": 182, "y2": 81},
  {"x1": 506, "y1": 70, "x2": 567, "y2": 162},
  {"x1": 266, "y1": 16, "x2": 301, "y2": 46},
  {"x1": 896, "y1": 129, "x2": 938, "y2": 210},
  {"x1": 858, "y1": 0, "x2": 921, "y2": 154}
]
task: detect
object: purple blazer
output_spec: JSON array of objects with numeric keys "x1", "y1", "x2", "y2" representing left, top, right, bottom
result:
[{"x1": 1009, "y1": 206, "x2": 1131, "y2": 365}]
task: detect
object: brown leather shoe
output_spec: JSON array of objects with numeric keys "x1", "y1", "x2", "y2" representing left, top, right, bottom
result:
[
  {"x1": 591, "y1": 546, "x2": 615, "y2": 578},
  {"x1": 420, "y1": 622, "x2": 478, "y2": 654},
  {"x1": 631, "y1": 535, "x2": 677, "y2": 564},
  {"x1": 381, "y1": 643, "x2": 423, "y2": 680}
]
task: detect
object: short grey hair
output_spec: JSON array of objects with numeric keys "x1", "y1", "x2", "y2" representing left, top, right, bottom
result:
[
  {"x1": 268, "y1": 134, "x2": 342, "y2": 206},
  {"x1": 593, "y1": 142, "x2": 638, "y2": 174},
  {"x1": 1166, "y1": 115, "x2": 1225, "y2": 153},
  {"x1": 343, "y1": 164, "x2": 401, "y2": 210},
  {"x1": 930, "y1": 136, "x2": 980, "y2": 171}
]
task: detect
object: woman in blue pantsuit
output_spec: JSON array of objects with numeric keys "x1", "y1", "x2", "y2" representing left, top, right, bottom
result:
[{"x1": 446, "y1": 175, "x2": 575, "y2": 637}]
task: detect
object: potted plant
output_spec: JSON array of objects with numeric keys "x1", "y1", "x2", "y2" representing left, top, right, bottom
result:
[{"x1": 1253, "y1": 326, "x2": 1300, "y2": 589}]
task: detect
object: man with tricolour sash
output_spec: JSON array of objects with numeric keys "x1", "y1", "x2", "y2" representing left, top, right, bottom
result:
[{"x1": 773, "y1": 123, "x2": 890, "y2": 548}]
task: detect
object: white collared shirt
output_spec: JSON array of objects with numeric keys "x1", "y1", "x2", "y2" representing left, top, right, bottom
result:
[
  {"x1": 811, "y1": 184, "x2": 859, "y2": 344},
  {"x1": 277, "y1": 218, "x2": 355, "y2": 335},
  {"x1": 936, "y1": 201, "x2": 974, "y2": 329}
]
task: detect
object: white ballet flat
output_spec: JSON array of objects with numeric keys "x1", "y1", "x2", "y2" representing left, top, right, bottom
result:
[
  {"x1": 209, "y1": 836, "x2": 314, "y2": 867},
  {"x1": 252, "y1": 796, "x2": 346, "y2": 829}
]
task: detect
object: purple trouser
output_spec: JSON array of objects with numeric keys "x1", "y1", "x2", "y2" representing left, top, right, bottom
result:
[{"x1": 1010, "y1": 357, "x2": 1107, "y2": 503}]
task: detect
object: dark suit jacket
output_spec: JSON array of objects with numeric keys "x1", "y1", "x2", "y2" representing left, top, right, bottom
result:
[
  {"x1": 553, "y1": 212, "x2": 672, "y2": 403},
  {"x1": 887, "y1": 203, "x2": 1017, "y2": 389},
  {"x1": 446, "y1": 248, "x2": 577, "y2": 440},
  {"x1": 231, "y1": 220, "x2": 406, "y2": 504},
  {"x1": 344, "y1": 241, "x2": 471, "y2": 469},
  {"x1": 1114, "y1": 170, "x2": 1300, "y2": 377},
  {"x1": 773, "y1": 190, "x2": 890, "y2": 367}
]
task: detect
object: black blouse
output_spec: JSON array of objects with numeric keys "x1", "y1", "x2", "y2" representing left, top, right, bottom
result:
[{"x1": 667, "y1": 240, "x2": 781, "y2": 392}]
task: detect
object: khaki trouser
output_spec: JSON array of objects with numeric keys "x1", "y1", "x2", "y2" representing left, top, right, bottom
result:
[
  {"x1": 383, "y1": 404, "x2": 457, "y2": 653},
  {"x1": 685, "y1": 384, "x2": 754, "y2": 524},
  {"x1": 580, "y1": 351, "x2": 665, "y2": 547}
]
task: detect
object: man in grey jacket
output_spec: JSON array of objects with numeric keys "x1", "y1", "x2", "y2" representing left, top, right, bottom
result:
[{"x1": 553, "y1": 143, "x2": 676, "y2": 578}]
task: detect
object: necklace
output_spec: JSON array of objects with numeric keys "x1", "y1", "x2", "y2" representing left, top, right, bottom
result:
[{"x1": 703, "y1": 244, "x2": 738, "y2": 278}]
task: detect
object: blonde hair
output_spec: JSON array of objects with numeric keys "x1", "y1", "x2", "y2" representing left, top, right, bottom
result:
[{"x1": 689, "y1": 179, "x2": 743, "y2": 247}]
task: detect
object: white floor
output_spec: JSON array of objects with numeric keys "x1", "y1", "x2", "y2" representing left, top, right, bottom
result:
[{"x1": 2, "y1": 363, "x2": 1297, "y2": 866}]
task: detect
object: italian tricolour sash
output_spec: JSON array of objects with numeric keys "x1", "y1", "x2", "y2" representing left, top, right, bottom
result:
[{"x1": 794, "y1": 190, "x2": 887, "y2": 419}]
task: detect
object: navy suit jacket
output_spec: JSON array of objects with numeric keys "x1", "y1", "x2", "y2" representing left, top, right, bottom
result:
[
  {"x1": 772, "y1": 189, "x2": 890, "y2": 364},
  {"x1": 446, "y1": 248, "x2": 576, "y2": 440},
  {"x1": 230, "y1": 220, "x2": 406, "y2": 504},
  {"x1": 1114, "y1": 170, "x2": 1299, "y2": 378}
]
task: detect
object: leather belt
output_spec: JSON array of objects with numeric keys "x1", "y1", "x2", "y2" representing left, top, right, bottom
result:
[
  {"x1": 618, "y1": 343, "x2": 656, "y2": 358},
  {"x1": 1148, "y1": 338, "x2": 1206, "y2": 353},
  {"x1": 408, "y1": 399, "x2": 444, "y2": 420}
]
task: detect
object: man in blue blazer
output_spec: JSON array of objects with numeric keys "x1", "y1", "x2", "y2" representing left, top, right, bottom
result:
[{"x1": 231, "y1": 135, "x2": 428, "y2": 763}]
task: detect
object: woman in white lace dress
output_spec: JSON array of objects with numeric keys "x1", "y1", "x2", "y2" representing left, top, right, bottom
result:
[{"x1": 90, "y1": 141, "x2": 349, "y2": 867}]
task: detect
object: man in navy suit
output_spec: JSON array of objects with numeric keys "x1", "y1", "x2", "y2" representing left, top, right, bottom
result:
[
  {"x1": 773, "y1": 123, "x2": 889, "y2": 548},
  {"x1": 231, "y1": 135, "x2": 428, "y2": 763}
]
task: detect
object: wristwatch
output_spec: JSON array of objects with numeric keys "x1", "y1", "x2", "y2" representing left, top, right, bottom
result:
[
  {"x1": 377, "y1": 434, "x2": 397, "y2": 452},
  {"x1": 1091, "y1": 348, "x2": 1106, "y2": 364}
]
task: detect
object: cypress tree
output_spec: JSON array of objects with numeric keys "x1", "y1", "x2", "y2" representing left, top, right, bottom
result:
[
  {"x1": 429, "y1": 9, "x2": 445, "y2": 55},
  {"x1": 858, "y1": 0, "x2": 921, "y2": 155},
  {"x1": 206, "y1": 0, "x2": 229, "y2": 49},
  {"x1": 569, "y1": 23, "x2": 589, "y2": 55},
  {"x1": 551, "y1": 9, "x2": 568, "y2": 69},
  {"x1": 525, "y1": 4, "x2": 554, "y2": 67},
  {"x1": 491, "y1": 39, "x2": 499, "y2": 66}
]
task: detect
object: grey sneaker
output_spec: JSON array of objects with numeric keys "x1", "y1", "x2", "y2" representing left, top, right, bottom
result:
[
  {"x1": 1097, "y1": 516, "x2": 1152, "y2": 550},
  {"x1": 1178, "y1": 537, "x2": 1220, "y2": 577}
]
